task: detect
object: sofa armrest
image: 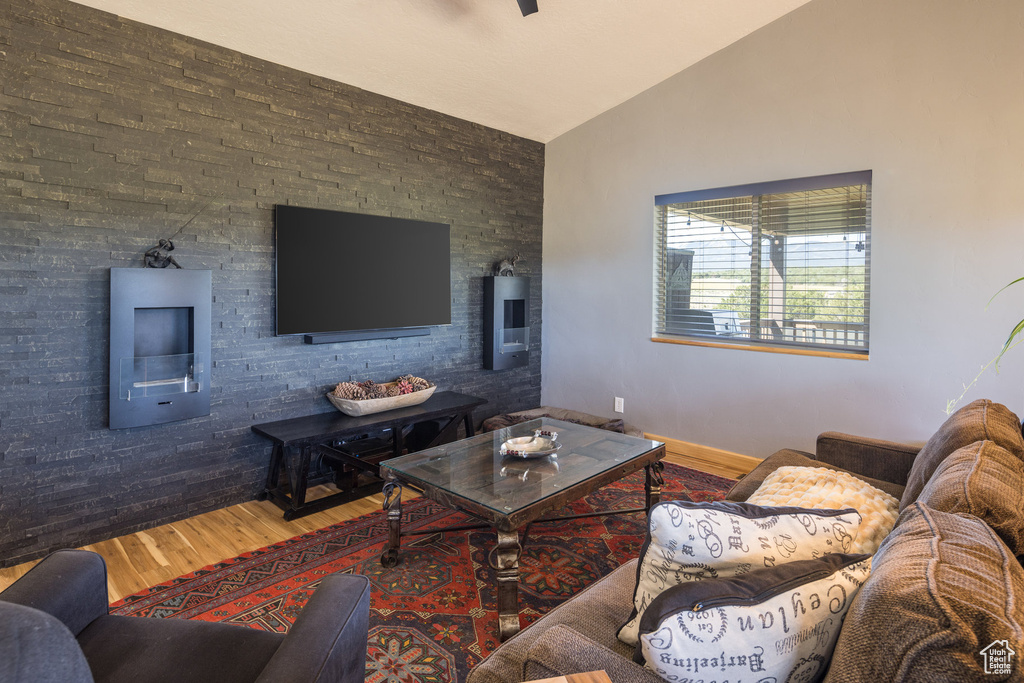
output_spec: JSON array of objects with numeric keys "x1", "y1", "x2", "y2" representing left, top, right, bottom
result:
[
  {"x1": 0, "y1": 549, "x2": 109, "y2": 636},
  {"x1": 815, "y1": 431, "x2": 920, "y2": 486},
  {"x1": 523, "y1": 625, "x2": 662, "y2": 683},
  {"x1": 256, "y1": 574, "x2": 371, "y2": 683}
]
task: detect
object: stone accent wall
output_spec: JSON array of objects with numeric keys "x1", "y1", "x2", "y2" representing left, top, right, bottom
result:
[{"x1": 0, "y1": 0, "x2": 543, "y2": 566}]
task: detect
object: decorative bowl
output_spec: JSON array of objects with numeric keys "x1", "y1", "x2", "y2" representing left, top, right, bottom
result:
[
  {"x1": 326, "y1": 382, "x2": 436, "y2": 417},
  {"x1": 499, "y1": 433, "x2": 561, "y2": 459}
]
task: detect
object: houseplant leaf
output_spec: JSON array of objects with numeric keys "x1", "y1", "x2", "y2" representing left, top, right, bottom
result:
[
  {"x1": 946, "y1": 276, "x2": 1024, "y2": 413},
  {"x1": 989, "y1": 277, "x2": 1024, "y2": 369},
  {"x1": 988, "y1": 276, "x2": 1024, "y2": 306},
  {"x1": 995, "y1": 317, "x2": 1024, "y2": 369}
]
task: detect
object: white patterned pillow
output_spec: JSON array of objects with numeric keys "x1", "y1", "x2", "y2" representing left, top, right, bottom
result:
[
  {"x1": 746, "y1": 466, "x2": 899, "y2": 554},
  {"x1": 617, "y1": 500, "x2": 863, "y2": 646},
  {"x1": 636, "y1": 553, "x2": 872, "y2": 683}
]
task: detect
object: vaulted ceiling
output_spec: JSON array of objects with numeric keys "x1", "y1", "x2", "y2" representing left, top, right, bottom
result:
[{"x1": 73, "y1": 0, "x2": 812, "y2": 142}]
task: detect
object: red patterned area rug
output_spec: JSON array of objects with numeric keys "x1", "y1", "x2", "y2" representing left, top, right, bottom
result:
[{"x1": 112, "y1": 463, "x2": 733, "y2": 682}]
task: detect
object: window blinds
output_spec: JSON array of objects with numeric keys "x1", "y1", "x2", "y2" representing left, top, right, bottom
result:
[{"x1": 654, "y1": 172, "x2": 871, "y2": 353}]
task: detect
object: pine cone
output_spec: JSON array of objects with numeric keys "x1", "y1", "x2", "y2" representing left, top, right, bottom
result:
[
  {"x1": 333, "y1": 382, "x2": 367, "y2": 400},
  {"x1": 397, "y1": 374, "x2": 431, "y2": 391},
  {"x1": 358, "y1": 379, "x2": 376, "y2": 390},
  {"x1": 385, "y1": 384, "x2": 402, "y2": 397},
  {"x1": 365, "y1": 384, "x2": 388, "y2": 399},
  {"x1": 396, "y1": 379, "x2": 414, "y2": 395}
]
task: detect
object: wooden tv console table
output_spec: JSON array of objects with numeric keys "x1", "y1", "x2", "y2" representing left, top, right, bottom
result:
[{"x1": 252, "y1": 391, "x2": 487, "y2": 520}]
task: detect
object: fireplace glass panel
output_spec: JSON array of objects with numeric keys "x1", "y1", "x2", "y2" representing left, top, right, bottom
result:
[
  {"x1": 119, "y1": 353, "x2": 203, "y2": 400},
  {"x1": 498, "y1": 327, "x2": 529, "y2": 353}
]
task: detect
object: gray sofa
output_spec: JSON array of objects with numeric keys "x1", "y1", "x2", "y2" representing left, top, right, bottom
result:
[
  {"x1": 468, "y1": 399, "x2": 1024, "y2": 683},
  {"x1": 0, "y1": 549, "x2": 372, "y2": 683}
]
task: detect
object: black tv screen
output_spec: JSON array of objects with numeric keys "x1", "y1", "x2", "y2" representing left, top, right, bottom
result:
[{"x1": 275, "y1": 205, "x2": 451, "y2": 336}]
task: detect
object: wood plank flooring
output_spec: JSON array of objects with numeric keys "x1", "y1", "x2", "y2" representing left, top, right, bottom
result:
[{"x1": 0, "y1": 452, "x2": 743, "y2": 601}]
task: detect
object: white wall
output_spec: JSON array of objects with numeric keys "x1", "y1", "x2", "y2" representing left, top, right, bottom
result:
[{"x1": 541, "y1": 0, "x2": 1024, "y2": 457}]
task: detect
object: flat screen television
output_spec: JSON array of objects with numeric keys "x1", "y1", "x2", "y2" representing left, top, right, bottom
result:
[{"x1": 275, "y1": 205, "x2": 451, "y2": 341}]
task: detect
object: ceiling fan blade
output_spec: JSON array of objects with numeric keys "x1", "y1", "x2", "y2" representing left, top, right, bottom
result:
[{"x1": 517, "y1": 0, "x2": 538, "y2": 16}]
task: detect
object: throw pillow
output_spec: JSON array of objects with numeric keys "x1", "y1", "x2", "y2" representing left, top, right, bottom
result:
[
  {"x1": 617, "y1": 500, "x2": 863, "y2": 647},
  {"x1": 635, "y1": 553, "x2": 871, "y2": 683},
  {"x1": 746, "y1": 465, "x2": 899, "y2": 554},
  {"x1": 900, "y1": 399, "x2": 1024, "y2": 510},
  {"x1": 916, "y1": 439, "x2": 1024, "y2": 556},
  {"x1": 824, "y1": 503, "x2": 1024, "y2": 682}
]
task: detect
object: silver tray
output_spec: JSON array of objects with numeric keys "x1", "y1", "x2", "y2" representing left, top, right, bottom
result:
[{"x1": 500, "y1": 434, "x2": 561, "y2": 459}]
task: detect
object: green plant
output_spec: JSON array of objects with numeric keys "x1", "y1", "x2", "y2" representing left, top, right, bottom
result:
[
  {"x1": 991, "y1": 277, "x2": 1024, "y2": 367},
  {"x1": 946, "y1": 277, "x2": 1024, "y2": 414}
]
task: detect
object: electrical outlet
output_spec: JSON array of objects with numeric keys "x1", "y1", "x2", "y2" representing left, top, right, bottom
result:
[{"x1": 614, "y1": 397, "x2": 624, "y2": 413}]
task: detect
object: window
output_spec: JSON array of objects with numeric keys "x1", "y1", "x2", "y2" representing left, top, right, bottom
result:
[{"x1": 654, "y1": 171, "x2": 871, "y2": 357}]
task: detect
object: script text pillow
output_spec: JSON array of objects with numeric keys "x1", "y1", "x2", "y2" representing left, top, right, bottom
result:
[
  {"x1": 636, "y1": 553, "x2": 871, "y2": 683},
  {"x1": 747, "y1": 465, "x2": 899, "y2": 553},
  {"x1": 617, "y1": 500, "x2": 863, "y2": 646}
]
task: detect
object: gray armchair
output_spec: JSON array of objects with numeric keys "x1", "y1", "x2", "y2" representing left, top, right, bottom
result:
[{"x1": 0, "y1": 549, "x2": 371, "y2": 683}]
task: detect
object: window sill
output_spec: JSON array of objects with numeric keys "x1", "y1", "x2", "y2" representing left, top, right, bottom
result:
[{"x1": 650, "y1": 335, "x2": 869, "y2": 361}]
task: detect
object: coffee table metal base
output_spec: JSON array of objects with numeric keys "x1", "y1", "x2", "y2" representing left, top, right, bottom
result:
[
  {"x1": 379, "y1": 459, "x2": 665, "y2": 641},
  {"x1": 494, "y1": 528, "x2": 522, "y2": 640}
]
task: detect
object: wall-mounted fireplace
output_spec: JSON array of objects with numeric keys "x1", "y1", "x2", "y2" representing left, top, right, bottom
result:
[
  {"x1": 484, "y1": 276, "x2": 530, "y2": 370},
  {"x1": 109, "y1": 268, "x2": 212, "y2": 429}
]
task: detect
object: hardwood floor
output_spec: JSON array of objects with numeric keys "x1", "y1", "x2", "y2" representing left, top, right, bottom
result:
[
  {"x1": 0, "y1": 485, "x2": 417, "y2": 601},
  {"x1": 0, "y1": 452, "x2": 744, "y2": 601}
]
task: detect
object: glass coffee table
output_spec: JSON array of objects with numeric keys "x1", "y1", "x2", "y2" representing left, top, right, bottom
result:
[{"x1": 378, "y1": 417, "x2": 666, "y2": 640}]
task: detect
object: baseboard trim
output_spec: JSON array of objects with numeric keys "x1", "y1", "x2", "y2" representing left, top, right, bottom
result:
[{"x1": 645, "y1": 433, "x2": 762, "y2": 480}]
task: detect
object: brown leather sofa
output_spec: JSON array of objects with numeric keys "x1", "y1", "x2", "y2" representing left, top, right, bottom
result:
[{"x1": 468, "y1": 399, "x2": 1024, "y2": 683}]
